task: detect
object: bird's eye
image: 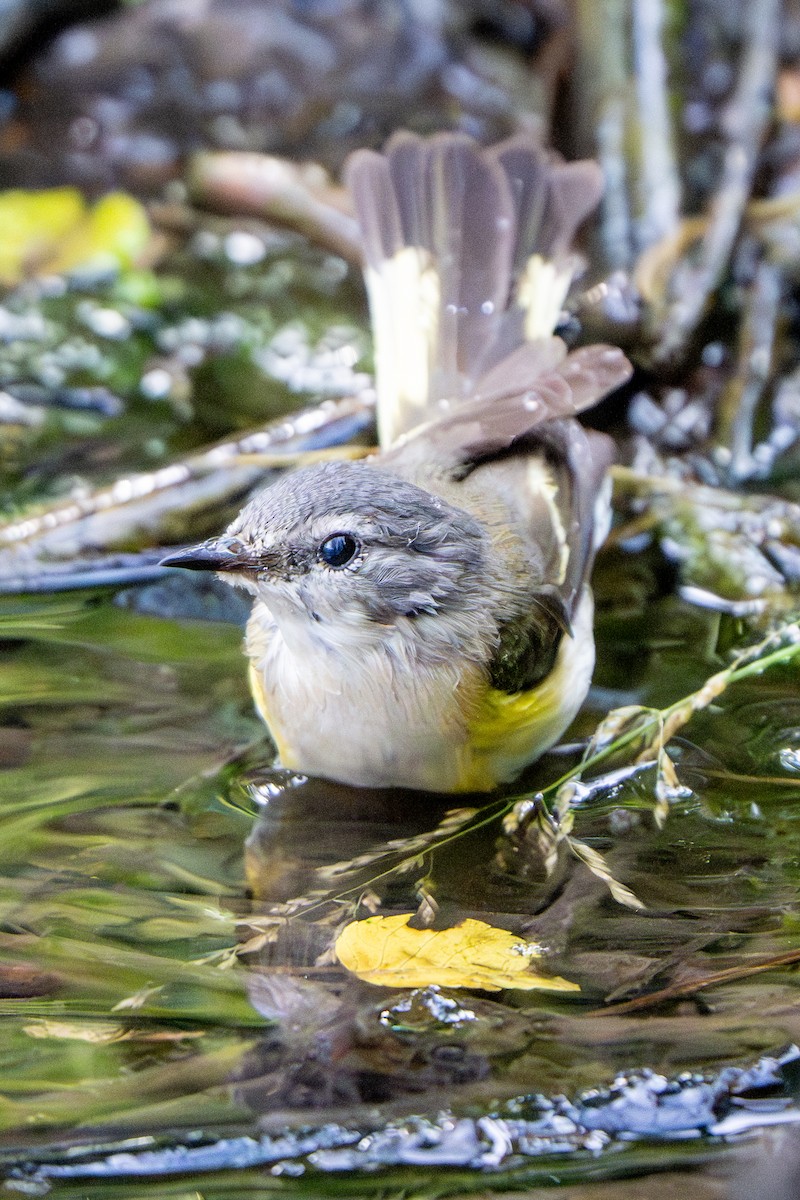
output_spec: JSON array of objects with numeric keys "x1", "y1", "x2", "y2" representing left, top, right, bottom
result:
[{"x1": 319, "y1": 533, "x2": 359, "y2": 569}]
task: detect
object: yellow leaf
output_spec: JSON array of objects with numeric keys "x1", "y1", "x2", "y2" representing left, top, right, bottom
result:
[
  {"x1": 0, "y1": 188, "x2": 151, "y2": 285},
  {"x1": 48, "y1": 193, "x2": 151, "y2": 276},
  {"x1": 335, "y1": 913, "x2": 580, "y2": 992},
  {"x1": 0, "y1": 187, "x2": 85, "y2": 283}
]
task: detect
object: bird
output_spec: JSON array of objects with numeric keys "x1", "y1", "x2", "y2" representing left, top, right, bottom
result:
[{"x1": 162, "y1": 132, "x2": 633, "y2": 793}]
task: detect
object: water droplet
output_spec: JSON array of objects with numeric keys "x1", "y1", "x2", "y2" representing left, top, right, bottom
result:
[
  {"x1": 224, "y1": 230, "x2": 267, "y2": 266},
  {"x1": 779, "y1": 747, "x2": 800, "y2": 773},
  {"x1": 140, "y1": 368, "x2": 173, "y2": 400}
]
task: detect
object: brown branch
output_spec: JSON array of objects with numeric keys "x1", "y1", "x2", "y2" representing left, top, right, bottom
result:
[
  {"x1": 652, "y1": 0, "x2": 781, "y2": 363},
  {"x1": 596, "y1": 947, "x2": 800, "y2": 1016}
]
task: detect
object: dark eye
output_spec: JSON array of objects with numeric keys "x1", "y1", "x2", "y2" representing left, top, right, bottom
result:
[{"x1": 319, "y1": 533, "x2": 359, "y2": 569}]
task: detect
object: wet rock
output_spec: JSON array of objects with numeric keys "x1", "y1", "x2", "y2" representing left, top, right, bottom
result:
[{"x1": 10, "y1": 1045, "x2": 800, "y2": 1183}]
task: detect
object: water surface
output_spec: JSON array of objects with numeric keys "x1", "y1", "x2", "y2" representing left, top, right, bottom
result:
[{"x1": 0, "y1": 567, "x2": 799, "y2": 1197}]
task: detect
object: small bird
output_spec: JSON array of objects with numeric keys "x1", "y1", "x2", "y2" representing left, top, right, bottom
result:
[{"x1": 163, "y1": 133, "x2": 632, "y2": 792}]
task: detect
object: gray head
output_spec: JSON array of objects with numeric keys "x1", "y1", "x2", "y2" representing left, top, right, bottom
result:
[{"x1": 162, "y1": 460, "x2": 489, "y2": 648}]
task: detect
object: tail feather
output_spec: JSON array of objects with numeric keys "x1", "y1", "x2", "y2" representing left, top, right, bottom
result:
[
  {"x1": 346, "y1": 132, "x2": 605, "y2": 446},
  {"x1": 490, "y1": 143, "x2": 604, "y2": 345},
  {"x1": 492, "y1": 143, "x2": 604, "y2": 262},
  {"x1": 388, "y1": 135, "x2": 515, "y2": 371},
  {"x1": 347, "y1": 132, "x2": 516, "y2": 442}
]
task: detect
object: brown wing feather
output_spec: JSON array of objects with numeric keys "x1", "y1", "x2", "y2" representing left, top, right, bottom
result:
[
  {"x1": 386, "y1": 343, "x2": 632, "y2": 472},
  {"x1": 476, "y1": 420, "x2": 615, "y2": 694}
]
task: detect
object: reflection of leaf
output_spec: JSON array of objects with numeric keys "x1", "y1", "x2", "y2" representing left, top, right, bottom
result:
[
  {"x1": 24, "y1": 1020, "x2": 204, "y2": 1044},
  {"x1": 0, "y1": 188, "x2": 151, "y2": 285},
  {"x1": 335, "y1": 914, "x2": 580, "y2": 992}
]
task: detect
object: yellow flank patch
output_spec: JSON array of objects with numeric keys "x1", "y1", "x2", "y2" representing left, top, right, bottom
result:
[
  {"x1": 456, "y1": 592, "x2": 595, "y2": 791},
  {"x1": 335, "y1": 913, "x2": 580, "y2": 992},
  {"x1": 455, "y1": 685, "x2": 552, "y2": 791},
  {"x1": 462, "y1": 655, "x2": 581, "y2": 790},
  {"x1": 470, "y1": 682, "x2": 557, "y2": 748},
  {"x1": 248, "y1": 661, "x2": 292, "y2": 764}
]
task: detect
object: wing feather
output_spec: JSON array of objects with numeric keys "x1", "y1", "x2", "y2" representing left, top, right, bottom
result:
[
  {"x1": 387, "y1": 343, "x2": 632, "y2": 469},
  {"x1": 384, "y1": 344, "x2": 630, "y2": 695},
  {"x1": 483, "y1": 422, "x2": 615, "y2": 693}
]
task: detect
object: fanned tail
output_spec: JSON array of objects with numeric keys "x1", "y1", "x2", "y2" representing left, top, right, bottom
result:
[{"x1": 345, "y1": 132, "x2": 604, "y2": 446}]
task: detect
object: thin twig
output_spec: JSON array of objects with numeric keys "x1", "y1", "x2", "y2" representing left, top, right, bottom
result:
[
  {"x1": 574, "y1": 0, "x2": 635, "y2": 271},
  {"x1": 0, "y1": 393, "x2": 375, "y2": 593},
  {"x1": 187, "y1": 152, "x2": 362, "y2": 264},
  {"x1": 597, "y1": 947, "x2": 800, "y2": 1015},
  {"x1": 716, "y1": 255, "x2": 782, "y2": 480},
  {"x1": 653, "y1": 0, "x2": 781, "y2": 363},
  {"x1": 611, "y1": 462, "x2": 800, "y2": 524},
  {"x1": 632, "y1": 0, "x2": 682, "y2": 252}
]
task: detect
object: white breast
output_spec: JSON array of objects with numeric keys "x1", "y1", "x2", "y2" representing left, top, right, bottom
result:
[{"x1": 245, "y1": 599, "x2": 477, "y2": 791}]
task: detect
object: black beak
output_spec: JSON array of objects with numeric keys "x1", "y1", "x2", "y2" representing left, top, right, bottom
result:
[{"x1": 160, "y1": 539, "x2": 259, "y2": 573}]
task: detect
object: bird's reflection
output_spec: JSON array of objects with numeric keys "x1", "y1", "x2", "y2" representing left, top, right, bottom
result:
[
  {"x1": 234, "y1": 768, "x2": 517, "y2": 1121},
  {"x1": 243, "y1": 767, "x2": 456, "y2": 904}
]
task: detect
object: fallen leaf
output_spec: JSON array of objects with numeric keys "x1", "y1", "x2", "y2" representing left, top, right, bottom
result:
[
  {"x1": 0, "y1": 188, "x2": 84, "y2": 283},
  {"x1": 47, "y1": 193, "x2": 151, "y2": 277},
  {"x1": 0, "y1": 188, "x2": 151, "y2": 285},
  {"x1": 335, "y1": 913, "x2": 580, "y2": 992}
]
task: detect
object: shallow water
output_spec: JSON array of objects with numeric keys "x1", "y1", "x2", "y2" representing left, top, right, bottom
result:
[{"x1": 0, "y1": 556, "x2": 799, "y2": 1197}]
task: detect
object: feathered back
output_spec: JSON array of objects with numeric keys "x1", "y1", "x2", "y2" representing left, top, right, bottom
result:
[{"x1": 345, "y1": 132, "x2": 604, "y2": 446}]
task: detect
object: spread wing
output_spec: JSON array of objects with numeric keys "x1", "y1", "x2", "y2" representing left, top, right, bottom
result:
[{"x1": 345, "y1": 132, "x2": 604, "y2": 446}]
